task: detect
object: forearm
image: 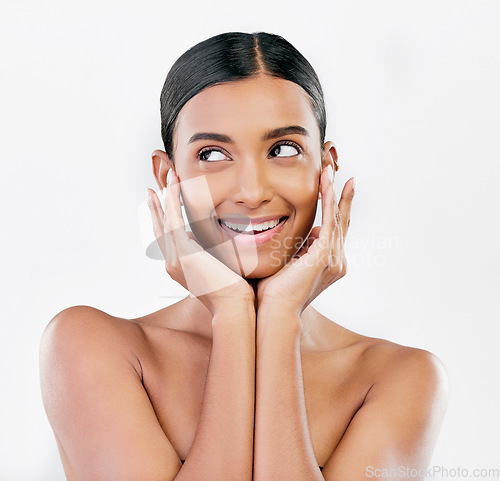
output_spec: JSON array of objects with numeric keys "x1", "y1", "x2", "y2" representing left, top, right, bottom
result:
[
  {"x1": 175, "y1": 303, "x2": 256, "y2": 481},
  {"x1": 254, "y1": 307, "x2": 324, "y2": 481}
]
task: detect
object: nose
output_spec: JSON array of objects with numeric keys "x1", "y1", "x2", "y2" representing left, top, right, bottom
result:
[{"x1": 230, "y1": 158, "x2": 274, "y2": 208}]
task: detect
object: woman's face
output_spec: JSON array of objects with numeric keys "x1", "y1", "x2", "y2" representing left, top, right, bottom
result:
[{"x1": 168, "y1": 74, "x2": 331, "y2": 279}]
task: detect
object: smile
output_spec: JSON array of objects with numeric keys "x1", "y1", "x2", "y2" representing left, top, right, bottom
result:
[{"x1": 218, "y1": 216, "x2": 288, "y2": 245}]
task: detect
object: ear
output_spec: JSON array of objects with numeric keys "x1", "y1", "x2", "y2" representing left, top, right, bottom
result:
[
  {"x1": 318, "y1": 141, "x2": 338, "y2": 199},
  {"x1": 321, "y1": 141, "x2": 338, "y2": 172},
  {"x1": 152, "y1": 150, "x2": 175, "y2": 190}
]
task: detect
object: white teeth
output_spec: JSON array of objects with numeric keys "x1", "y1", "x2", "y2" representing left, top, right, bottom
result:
[{"x1": 221, "y1": 218, "x2": 282, "y2": 233}]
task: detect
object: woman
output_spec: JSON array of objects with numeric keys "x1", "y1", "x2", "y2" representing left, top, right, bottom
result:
[{"x1": 40, "y1": 32, "x2": 448, "y2": 481}]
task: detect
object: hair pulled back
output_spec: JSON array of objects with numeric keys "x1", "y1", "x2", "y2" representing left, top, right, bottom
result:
[{"x1": 160, "y1": 31, "x2": 326, "y2": 161}]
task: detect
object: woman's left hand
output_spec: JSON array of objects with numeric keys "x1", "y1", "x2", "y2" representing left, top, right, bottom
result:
[{"x1": 256, "y1": 165, "x2": 355, "y2": 317}]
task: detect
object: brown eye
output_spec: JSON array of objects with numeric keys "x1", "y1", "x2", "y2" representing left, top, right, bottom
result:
[
  {"x1": 270, "y1": 142, "x2": 301, "y2": 158},
  {"x1": 198, "y1": 149, "x2": 228, "y2": 162}
]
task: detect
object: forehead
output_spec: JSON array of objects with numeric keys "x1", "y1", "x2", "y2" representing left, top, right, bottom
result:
[{"x1": 174, "y1": 75, "x2": 318, "y2": 146}]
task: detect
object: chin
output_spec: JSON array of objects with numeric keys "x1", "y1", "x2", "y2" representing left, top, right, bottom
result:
[
  {"x1": 241, "y1": 263, "x2": 283, "y2": 280},
  {"x1": 217, "y1": 248, "x2": 291, "y2": 280}
]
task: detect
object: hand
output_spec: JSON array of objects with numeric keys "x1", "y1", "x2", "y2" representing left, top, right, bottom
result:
[
  {"x1": 146, "y1": 171, "x2": 255, "y2": 316},
  {"x1": 256, "y1": 166, "x2": 355, "y2": 317}
]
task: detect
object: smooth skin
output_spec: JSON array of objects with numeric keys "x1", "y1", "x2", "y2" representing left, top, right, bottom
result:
[{"x1": 40, "y1": 75, "x2": 449, "y2": 481}]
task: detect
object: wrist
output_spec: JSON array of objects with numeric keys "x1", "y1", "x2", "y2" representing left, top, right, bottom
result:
[
  {"x1": 256, "y1": 305, "x2": 301, "y2": 342},
  {"x1": 212, "y1": 301, "x2": 256, "y2": 328},
  {"x1": 202, "y1": 285, "x2": 255, "y2": 317},
  {"x1": 257, "y1": 299, "x2": 302, "y2": 319}
]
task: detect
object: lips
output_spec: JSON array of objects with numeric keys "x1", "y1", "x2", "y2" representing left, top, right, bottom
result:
[
  {"x1": 219, "y1": 216, "x2": 287, "y2": 234},
  {"x1": 218, "y1": 215, "x2": 288, "y2": 245}
]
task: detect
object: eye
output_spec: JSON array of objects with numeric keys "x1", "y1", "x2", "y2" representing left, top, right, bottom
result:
[
  {"x1": 197, "y1": 148, "x2": 229, "y2": 162},
  {"x1": 270, "y1": 141, "x2": 302, "y2": 158}
]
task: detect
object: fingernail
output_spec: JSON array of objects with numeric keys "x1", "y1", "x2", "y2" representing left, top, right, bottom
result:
[
  {"x1": 327, "y1": 164, "x2": 334, "y2": 184},
  {"x1": 162, "y1": 187, "x2": 167, "y2": 200},
  {"x1": 352, "y1": 177, "x2": 356, "y2": 192},
  {"x1": 145, "y1": 188, "x2": 150, "y2": 202},
  {"x1": 166, "y1": 169, "x2": 173, "y2": 187}
]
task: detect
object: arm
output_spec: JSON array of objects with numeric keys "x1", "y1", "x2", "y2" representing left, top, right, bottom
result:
[
  {"x1": 253, "y1": 307, "x2": 322, "y2": 481},
  {"x1": 40, "y1": 307, "x2": 182, "y2": 481},
  {"x1": 321, "y1": 346, "x2": 449, "y2": 480},
  {"x1": 177, "y1": 302, "x2": 256, "y2": 481},
  {"x1": 40, "y1": 304, "x2": 256, "y2": 481},
  {"x1": 253, "y1": 308, "x2": 449, "y2": 481},
  {"x1": 253, "y1": 166, "x2": 447, "y2": 479},
  {"x1": 147, "y1": 171, "x2": 257, "y2": 479},
  {"x1": 252, "y1": 166, "x2": 349, "y2": 480}
]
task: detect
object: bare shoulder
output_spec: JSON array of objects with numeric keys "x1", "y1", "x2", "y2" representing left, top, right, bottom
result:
[
  {"x1": 346, "y1": 334, "x2": 450, "y2": 430},
  {"x1": 359, "y1": 337, "x2": 449, "y2": 393},
  {"x1": 319, "y1": 330, "x2": 450, "y2": 476},
  {"x1": 316, "y1": 317, "x2": 449, "y2": 411},
  {"x1": 40, "y1": 305, "x2": 182, "y2": 480},
  {"x1": 40, "y1": 305, "x2": 145, "y2": 380},
  {"x1": 42, "y1": 304, "x2": 136, "y2": 336},
  {"x1": 322, "y1": 318, "x2": 448, "y2": 387},
  {"x1": 42, "y1": 304, "x2": 136, "y2": 342}
]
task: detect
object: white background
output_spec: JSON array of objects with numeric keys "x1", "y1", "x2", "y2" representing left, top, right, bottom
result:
[{"x1": 1, "y1": 0, "x2": 499, "y2": 479}]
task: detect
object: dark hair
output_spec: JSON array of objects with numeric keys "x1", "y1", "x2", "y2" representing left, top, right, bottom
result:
[{"x1": 160, "y1": 31, "x2": 327, "y2": 162}]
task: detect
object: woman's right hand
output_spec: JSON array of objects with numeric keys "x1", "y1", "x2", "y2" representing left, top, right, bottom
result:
[{"x1": 146, "y1": 170, "x2": 255, "y2": 316}]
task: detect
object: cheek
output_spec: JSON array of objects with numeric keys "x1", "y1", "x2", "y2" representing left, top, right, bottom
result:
[
  {"x1": 294, "y1": 195, "x2": 319, "y2": 237},
  {"x1": 181, "y1": 188, "x2": 229, "y2": 253},
  {"x1": 276, "y1": 168, "x2": 319, "y2": 212},
  {"x1": 178, "y1": 173, "x2": 227, "y2": 230},
  {"x1": 278, "y1": 179, "x2": 319, "y2": 248},
  {"x1": 180, "y1": 192, "x2": 217, "y2": 249},
  {"x1": 275, "y1": 159, "x2": 319, "y2": 188}
]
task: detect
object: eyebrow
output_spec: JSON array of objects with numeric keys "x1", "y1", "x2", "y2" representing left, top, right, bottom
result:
[{"x1": 187, "y1": 125, "x2": 309, "y2": 145}]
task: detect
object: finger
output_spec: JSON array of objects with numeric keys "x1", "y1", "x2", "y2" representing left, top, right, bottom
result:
[
  {"x1": 338, "y1": 177, "x2": 355, "y2": 243},
  {"x1": 163, "y1": 182, "x2": 182, "y2": 238},
  {"x1": 331, "y1": 185, "x2": 345, "y2": 270},
  {"x1": 146, "y1": 188, "x2": 168, "y2": 260},
  {"x1": 314, "y1": 166, "x2": 335, "y2": 264},
  {"x1": 167, "y1": 172, "x2": 184, "y2": 230},
  {"x1": 164, "y1": 174, "x2": 196, "y2": 258},
  {"x1": 161, "y1": 187, "x2": 180, "y2": 263}
]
